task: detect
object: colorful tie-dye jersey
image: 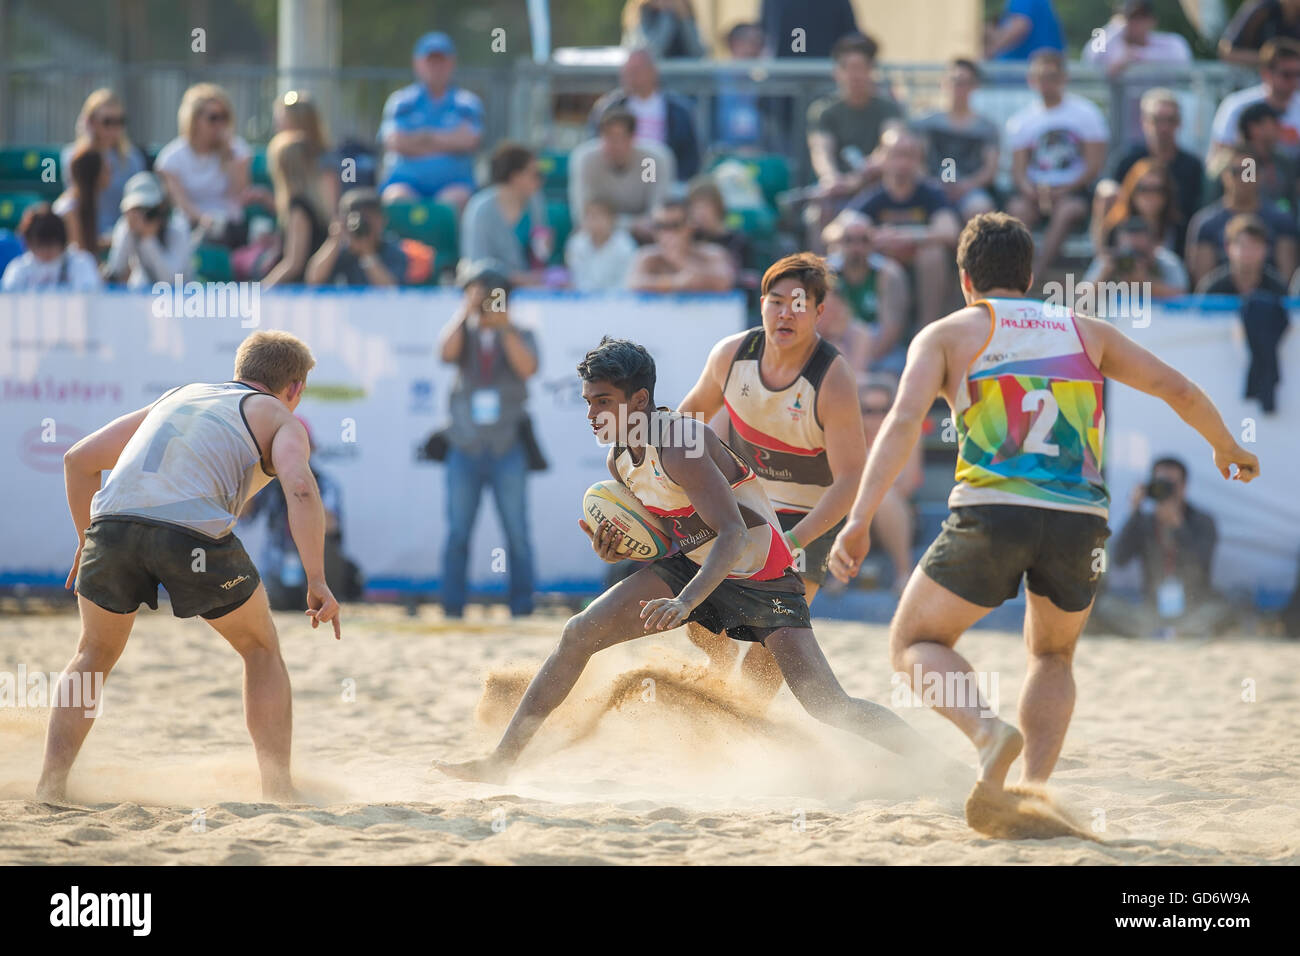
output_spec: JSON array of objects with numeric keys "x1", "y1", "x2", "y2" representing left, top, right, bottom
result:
[{"x1": 949, "y1": 297, "x2": 1108, "y2": 518}]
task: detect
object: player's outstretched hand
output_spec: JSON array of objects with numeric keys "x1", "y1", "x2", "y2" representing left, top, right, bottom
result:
[
  {"x1": 639, "y1": 597, "x2": 691, "y2": 631},
  {"x1": 306, "y1": 580, "x2": 342, "y2": 640},
  {"x1": 579, "y1": 519, "x2": 627, "y2": 563},
  {"x1": 828, "y1": 518, "x2": 872, "y2": 583},
  {"x1": 1214, "y1": 443, "x2": 1260, "y2": 483}
]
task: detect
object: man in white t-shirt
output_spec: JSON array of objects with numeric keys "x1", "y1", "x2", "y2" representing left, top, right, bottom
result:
[
  {"x1": 1, "y1": 206, "x2": 102, "y2": 292},
  {"x1": 1006, "y1": 50, "x2": 1109, "y2": 274},
  {"x1": 1082, "y1": 0, "x2": 1192, "y2": 77},
  {"x1": 1209, "y1": 36, "x2": 1300, "y2": 169}
]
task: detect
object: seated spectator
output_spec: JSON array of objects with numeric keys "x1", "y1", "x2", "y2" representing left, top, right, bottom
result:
[
  {"x1": 262, "y1": 130, "x2": 331, "y2": 288},
  {"x1": 1, "y1": 206, "x2": 102, "y2": 291},
  {"x1": 1209, "y1": 38, "x2": 1300, "y2": 168},
  {"x1": 1219, "y1": 0, "x2": 1300, "y2": 67},
  {"x1": 565, "y1": 198, "x2": 637, "y2": 291},
  {"x1": 1082, "y1": 216, "x2": 1188, "y2": 300},
  {"x1": 588, "y1": 48, "x2": 701, "y2": 181},
  {"x1": 460, "y1": 142, "x2": 549, "y2": 287},
  {"x1": 822, "y1": 209, "x2": 908, "y2": 369},
  {"x1": 1082, "y1": 0, "x2": 1191, "y2": 77},
  {"x1": 1089, "y1": 457, "x2": 1234, "y2": 638},
  {"x1": 569, "y1": 108, "x2": 675, "y2": 244},
  {"x1": 1186, "y1": 144, "x2": 1298, "y2": 286},
  {"x1": 713, "y1": 22, "x2": 766, "y2": 151},
  {"x1": 378, "y1": 32, "x2": 482, "y2": 213},
  {"x1": 103, "y1": 172, "x2": 191, "y2": 289},
  {"x1": 1095, "y1": 158, "x2": 1183, "y2": 253},
  {"x1": 156, "y1": 83, "x2": 258, "y2": 247},
  {"x1": 807, "y1": 33, "x2": 903, "y2": 204},
  {"x1": 760, "y1": 0, "x2": 858, "y2": 57},
  {"x1": 913, "y1": 58, "x2": 999, "y2": 221},
  {"x1": 1005, "y1": 50, "x2": 1109, "y2": 275},
  {"x1": 858, "y1": 375, "x2": 921, "y2": 590},
  {"x1": 1234, "y1": 102, "x2": 1297, "y2": 211},
  {"x1": 306, "y1": 187, "x2": 407, "y2": 287},
  {"x1": 985, "y1": 0, "x2": 1064, "y2": 60},
  {"x1": 848, "y1": 126, "x2": 960, "y2": 331},
  {"x1": 62, "y1": 89, "x2": 146, "y2": 243},
  {"x1": 274, "y1": 89, "x2": 340, "y2": 212},
  {"x1": 686, "y1": 178, "x2": 750, "y2": 273},
  {"x1": 815, "y1": 284, "x2": 872, "y2": 379},
  {"x1": 53, "y1": 143, "x2": 109, "y2": 253},
  {"x1": 1099, "y1": 89, "x2": 1204, "y2": 257},
  {"x1": 1197, "y1": 213, "x2": 1288, "y2": 295},
  {"x1": 622, "y1": 0, "x2": 704, "y2": 58},
  {"x1": 626, "y1": 198, "x2": 735, "y2": 292}
]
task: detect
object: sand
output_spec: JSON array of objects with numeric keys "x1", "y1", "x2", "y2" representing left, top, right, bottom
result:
[{"x1": 0, "y1": 604, "x2": 1297, "y2": 865}]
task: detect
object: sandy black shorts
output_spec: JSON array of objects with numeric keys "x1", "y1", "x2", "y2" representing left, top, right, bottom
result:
[{"x1": 648, "y1": 552, "x2": 810, "y2": 644}]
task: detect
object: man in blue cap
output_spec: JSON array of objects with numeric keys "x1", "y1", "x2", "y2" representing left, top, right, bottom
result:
[{"x1": 379, "y1": 31, "x2": 483, "y2": 214}]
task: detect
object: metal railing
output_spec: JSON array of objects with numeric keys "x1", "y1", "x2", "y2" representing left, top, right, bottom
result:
[{"x1": 0, "y1": 57, "x2": 1251, "y2": 188}]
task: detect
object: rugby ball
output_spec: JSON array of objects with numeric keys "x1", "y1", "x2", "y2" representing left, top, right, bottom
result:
[{"x1": 581, "y1": 479, "x2": 671, "y2": 561}]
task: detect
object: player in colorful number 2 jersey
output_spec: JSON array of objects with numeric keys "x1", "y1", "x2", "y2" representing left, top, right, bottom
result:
[
  {"x1": 829, "y1": 213, "x2": 1259, "y2": 808},
  {"x1": 679, "y1": 253, "x2": 866, "y2": 703}
]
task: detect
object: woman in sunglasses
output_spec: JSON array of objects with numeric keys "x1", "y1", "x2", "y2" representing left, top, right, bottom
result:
[
  {"x1": 61, "y1": 89, "x2": 147, "y2": 242},
  {"x1": 155, "y1": 83, "x2": 257, "y2": 246}
]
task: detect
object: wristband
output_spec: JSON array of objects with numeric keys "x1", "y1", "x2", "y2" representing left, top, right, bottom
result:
[{"x1": 785, "y1": 530, "x2": 801, "y2": 551}]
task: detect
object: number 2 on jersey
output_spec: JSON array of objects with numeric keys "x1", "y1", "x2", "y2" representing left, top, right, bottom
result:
[{"x1": 1022, "y1": 389, "x2": 1060, "y2": 456}]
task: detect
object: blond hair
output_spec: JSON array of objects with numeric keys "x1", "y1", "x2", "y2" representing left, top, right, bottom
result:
[
  {"x1": 178, "y1": 83, "x2": 235, "y2": 144},
  {"x1": 75, "y1": 89, "x2": 135, "y2": 160},
  {"x1": 234, "y1": 331, "x2": 316, "y2": 393},
  {"x1": 268, "y1": 130, "x2": 327, "y2": 228},
  {"x1": 276, "y1": 90, "x2": 328, "y2": 156}
]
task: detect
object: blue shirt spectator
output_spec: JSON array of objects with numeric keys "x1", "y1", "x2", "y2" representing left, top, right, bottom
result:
[
  {"x1": 379, "y1": 32, "x2": 483, "y2": 213},
  {"x1": 987, "y1": 0, "x2": 1065, "y2": 61}
]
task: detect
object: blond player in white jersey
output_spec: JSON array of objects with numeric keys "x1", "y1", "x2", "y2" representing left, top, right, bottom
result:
[
  {"x1": 679, "y1": 253, "x2": 866, "y2": 701},
  {"x1": 37, "y1": 331, "x2": 341, "y2": 804},
  {"x1": 436, "y1": 337, "x2": 961, "y2": 784}
]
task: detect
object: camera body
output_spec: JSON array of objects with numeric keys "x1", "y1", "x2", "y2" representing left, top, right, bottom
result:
[
  {"x1": 1146, "y1": 477, "x2": 1175, "y2": 502},
  {"x1": 345, "y1": 210, "x2": 370, "y2": 240}
]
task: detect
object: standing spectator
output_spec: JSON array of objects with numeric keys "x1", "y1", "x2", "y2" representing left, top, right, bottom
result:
[
  {"x1": 262, "y1": 130, "x2": 331, "y2": 288},
  {"x1": 155, "y1": 83, "x2": 257, "y2": 246},
  {"x1": 815, "y1": 284, "x2": 873, "y2": 380},
  {"x1": 807, "y1": 34, "x2": 903, "y2": 202},
  {"x1": 61, "y1": 89, "x2": 147, "y2": 241},
  {"x1": 1005, "y1": 50, "x2": 1109, "y2": 274},
  {"x1": 985, "y1": 0, "x2": 1065, "y2": 60},
  {"x1": 274, "y1": 90, "x2": 340, "y2": 212},
  {"x1": 1209, "y1": 38, "x2": 1300, "y2": 166},
  {"x1": 714, "y1": 22, "x2": 766, "y2": 151},
  {"x1": 626, "y1": 198, "x2": 735, "y2": 291},
  {"x1": 848, "y1": 126, "x2": 961, "y2": 332},
  {"x1": 460, "y1": 142, "x2": 549, "y2": 287},
  {"x1": 1095, "y1": 158, "x2": 1184, "y2": 254},
  {"x1": 103, "y1": 172, "x2": 191, "y2": 289},
  {"x1": 686, "y1": 178, "x2": 751, "y2": 274},
  {"x1": 1083, "y1": 216, "x2": 1189, "y2": 300},
  {"x1": 1185, "y1": 145, "x2": 1298, "y2": 286},
  {"x1": 569, "y1": 109, "x2": 675, "y2": 243},
  {"x1": 1197, "y1": 213, "x2": 1288, "y2": 295},
  {"x1": 913, "y1": 58, "x2": 1000, "y2": 221},
  {"x1": 589, "y1": 48, "x2": 701, "y2": 180},
  {"x1": 1220, "y1": 0, "x2": 1300, "y2": 67},
  {"x1": 378, "y1": 33, "x2": 482, "y2": 214},
  {"x1": 1101, "y1": 89, "x2": 1205, "y2": 254},
  {"x1": 858, "y1": 375, "x2": 922, "y2": 590},
  {"x1": 1082, "y1": 0, "x2": 1192, "y2": 77},
  {"x1": 437, "y1": 266, "x2": 539, "y2": 619},
  {"x1": 1234, "y1": 102, "x2": 1298, "y2": 211},
  {"x1": 306, "y1": 188, "x2": 407, "y2": 287},
  {"x1": 565, "y1": 198, "x2": 637, "y2": 291},
  {"x1": 759, "y1": 0, "x2": 858, "y2": 57},
  {"x1": 53, "y1": 144, "x2": 108, "y2": 253},
  {"x1": 822, "y1": 209, "x2": 909, "y2": 369},
  {"x1": 1, "y1": 206, "x2": 102, "y2": 291},
  {"x1": 622, "y1": 0, "x2": 704, "y2": 58}
]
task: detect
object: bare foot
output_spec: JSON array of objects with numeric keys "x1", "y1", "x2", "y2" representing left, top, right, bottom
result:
[
  {"x1": 35, "y1": 780, "x2": 67, "y2": 803},
  {"x1": 433, "y1": 754, "x2": 509, "y2": 784},
  {"x1": 975, "y1": 721, "x2": 1023, "y2": 789}
]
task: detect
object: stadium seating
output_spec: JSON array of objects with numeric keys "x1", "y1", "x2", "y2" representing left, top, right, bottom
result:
[
  {"x1": 385, "y1": 199, "x2": 459, "y2": 276},
  {"x1": 0, "y1": 191, "x2": 48, "y2": 231},
  {"x1": 191, "y1": 243, "x2": 234, "y2": 282},
  {"x1": 250, "y1": 148, "x2": 272, "y2": 189},
  {"x1": 707, "y1": 152, "x2": 790, "y2": 208},
  {"x1": 537, "y1": 149, "x2": 569, "y2": 203},
  {"x1": 0, "y1": 147, "x2": 62, "y2": 199}
]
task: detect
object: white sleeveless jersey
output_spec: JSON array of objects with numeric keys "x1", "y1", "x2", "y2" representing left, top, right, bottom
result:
[
  {"x1": 721, "y1": 329, "x2": 838, "y2": 513},
  {"x1": 615, "y1": 409, "x2": 794, "y2": 581},
  {"x1": 91, "y1": 382, "x2": 277, "y2": 539}
]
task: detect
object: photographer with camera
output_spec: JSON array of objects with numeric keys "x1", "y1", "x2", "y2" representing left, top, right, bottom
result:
[
  {"x1": 1082, "y1": 216, "x2": 1188, "y2": 298},
  {"x1": 1090, "y1": 456, "x2": 1234, "y2": 638},
  {"x1": 305, "y1": 187, "x2": 406, "y2": 287},
  {"x1": 103, "y1": 172, "x2": 191, "y2": 288}
]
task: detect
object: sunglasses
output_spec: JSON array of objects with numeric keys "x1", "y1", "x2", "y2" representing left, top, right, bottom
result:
[
  {"x1": 97, "y1": 114, "x2": 127, "y2": 127},
  {"x1": 1134, "y1": 182, "x2": 1164, "y2": 194},
  {"x1": 654, "y1": 219, "x2": 686, "y2": 231},
  {"x1": 203, "y1": 111, "x2": 230, "y2": 124},
  {"x1": 861, "y1": 404, "x2": 890, "y2": 415}
]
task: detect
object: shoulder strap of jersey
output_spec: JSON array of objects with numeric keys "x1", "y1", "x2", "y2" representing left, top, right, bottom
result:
[
  {"x1": 802, "y1": 336, "x2": 840, "y2": 389},
  {"x1": 724, "y1": 327, "x2": 766, "y2": 385}
]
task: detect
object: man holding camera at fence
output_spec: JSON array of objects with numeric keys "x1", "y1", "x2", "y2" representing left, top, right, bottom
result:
[{"x1": 1088, "y1": 456, "x2": 1234, "y2": 639}]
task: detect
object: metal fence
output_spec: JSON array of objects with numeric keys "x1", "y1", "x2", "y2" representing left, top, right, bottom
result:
[{"x1": 0, "y1": 56, "x2": 1250, "y2": 188}]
